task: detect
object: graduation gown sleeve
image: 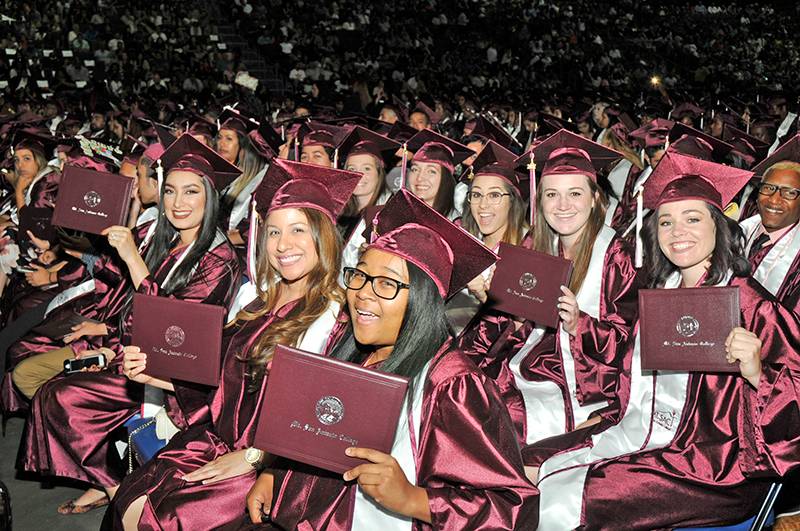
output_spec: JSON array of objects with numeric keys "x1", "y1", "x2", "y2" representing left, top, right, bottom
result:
[
  {"x1": 569, "y1": 238, "x2": 639, "y2": 407},
  {"x1": 737, "y1": 280, "x2": 800, "y2": 478},
  {"x1": 417, "y1": 353, "x2": 539, "y2": 530}
]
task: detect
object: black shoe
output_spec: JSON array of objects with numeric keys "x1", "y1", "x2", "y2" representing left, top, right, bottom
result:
[{"x1": 0, "y1": 480, "x2": 10, "y2": 531}]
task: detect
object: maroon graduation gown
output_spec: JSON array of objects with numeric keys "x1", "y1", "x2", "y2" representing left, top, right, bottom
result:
[
  {"x1": 19, "y1": 237, "x2": 241, "y2": 488},
  {"x1": 107, "y1": 300, "x2": 343, "y2": 530},
  {"x1": 537, "y1": 276, "x2": 800, "y2": 530},
  {"x1": 456, "y1": 237, "x2": 639, "y2": 447},
  {"x1": 264, "y1": 341, "x2": 539, "y2": 531}
]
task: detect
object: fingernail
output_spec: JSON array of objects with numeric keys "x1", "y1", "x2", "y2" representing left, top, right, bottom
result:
[
  {"x1": 342, "y1": 473, "x2": 350, "y2": 481},
  {"x1": 345, "y1": 447, "x2": 353, "y2": 456}
]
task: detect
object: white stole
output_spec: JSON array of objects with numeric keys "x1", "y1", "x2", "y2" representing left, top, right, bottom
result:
[
  {"x1": 740, "y1": 215, "x2": 800, "y2": 297},
  {"x1": 536, "y1": 271, "x2": 731, "y2": 531},
  {"x1": 509, "y1": 226, "x2": 615, "y2": 444},
  {"x1": 227, "y1": 165, "x2": 267, "y2": 231},
  {"x1": 604, "y1": 159, "x2": 633, "y2": 227},
  {"x1": 352, "y1": 363, "x2": 429, "y2": 531},
  {"x1": 142, "y1": 230, "x2": 227, "y2": 417},
  {"x1": 23, "y1": 166, "x2": 55, "y2": 206},
  {"x1": 767, "y1": 112, "x2": 797, "y2": 156}
]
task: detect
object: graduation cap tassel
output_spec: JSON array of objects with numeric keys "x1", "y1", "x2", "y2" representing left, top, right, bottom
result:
[
  {"x1": 247, "y1": 200, "x2": 258, "y2": 282},
  {"x1": 333, "y1": 148, "x2": 339, "y2": 169},
  {"x1": 293, "y1": 137, "x2": 299, "y2": 162},
  {"x1": 527, "y1": 151, "x2": 537, "y2": 227},
  {"x1": 400, "y1": 143, "x2": 408, "y2": 190},
  {"x1": 156, "y1": 158, "x2": 164, "y2": 191},
  {"x1": 634, "y1": 188, "x2": 643, "y2": 269},
  {"x1": 280, "y1": 125, "x2": 285, "y2": 142}
]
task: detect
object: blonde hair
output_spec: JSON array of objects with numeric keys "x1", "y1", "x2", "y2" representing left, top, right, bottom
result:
[{"x1": 765, "y1": 161, "x2": 800, "y2": 179}]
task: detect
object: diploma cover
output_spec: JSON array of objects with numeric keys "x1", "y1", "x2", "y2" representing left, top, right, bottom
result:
[
  {"x1": 253, "y1": 345, "x2": 409, "y2": 473},
  {"x1": 639, "y1": 287, "x2": 741, "y2": 372},
  {"x1": 51, "y1": 166, "x2": 134, "y2": 235},
  {"x1": 488, "y1": 242, "x2": 573, "y2": 328},
  {"x1": 131, "y1": 294, "x2": 225, "y2": 386}
]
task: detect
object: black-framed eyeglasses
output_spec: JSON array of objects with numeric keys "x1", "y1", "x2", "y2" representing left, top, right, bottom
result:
[
  {"x1": 758, "y1": 182, "x2": 800, "y2": 201},
  {"x1": 468, "y1": 191, "x2": 512, "y2": 205},
  {"x1": 343, "y1": 267, "x2": 411, "y2": 300}
]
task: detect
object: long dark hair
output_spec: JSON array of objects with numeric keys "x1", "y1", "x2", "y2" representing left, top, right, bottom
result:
[
  {"x1": 432, "y1": 167, "x2": 456, "y2": 217},
  {"x1": 330, "y1": 261, "x2": 450, "y2": 381},
  {"x1": 643, "y1": 202, "x2": 750, "y2": 288},
  {"x1": 143, "y1": 171, "x2": 222, "y2": 295}
]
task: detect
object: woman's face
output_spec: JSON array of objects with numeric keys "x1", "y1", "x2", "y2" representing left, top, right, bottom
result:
[
  {"x1": 265, "y1": 207, "x2": 319, "y2": 286},
  {"x1": 540, "y1": 173, "x2": 596, "y2": 240},
  {"x1": 216, "y1": 128, "x2": 240, "y2": 164},
  {"x1": 347, "y1": 248, "x2": 409, "y2": 351},
  {"x1": 300, "y1": 145, "x2": 332, "y2": 167},
  {"x1": 13, "y1": 148, "x2": 40, "y2": 180},
  {"x1": 163, "y1": 170, "x2": 206, "y2": 233},
  {"x1": 345, "y1": 154, "x2": 381, "y2": 200},
  {"x1": 470, "y1": 174, "x2": 512, "y2": 241},
  {"x1": 408, "y1": 161, "x2": 443, "y2": 207},
  {"x1": 656, "y1": 199, "x2": 716, "y2": 277}
]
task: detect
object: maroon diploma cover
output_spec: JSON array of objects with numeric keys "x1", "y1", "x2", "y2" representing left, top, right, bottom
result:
[
  {"x1": 253, "y1": 345, "x2": 409, "y2": 474},
  {"x1": 487, "y1": 242, "x2": 573, "y2": 328},
  {"x1": 131, "y1": 294, "x2": 225, "y2": 386},
  {"x1": 639, "y1": 287, "x2": 741, "y2": 372},
  {"x1": 51, "y1": 166, "x2": 134, "y2": 235}
]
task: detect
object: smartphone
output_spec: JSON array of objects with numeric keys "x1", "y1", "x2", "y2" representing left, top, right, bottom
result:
[{"x1": 63, "y1": 355, "x2": 106, "y2": 375}]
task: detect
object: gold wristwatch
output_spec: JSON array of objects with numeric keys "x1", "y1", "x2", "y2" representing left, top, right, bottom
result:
[{"x1": 244, "y1": 447, "x2": 265, "y2": 469}]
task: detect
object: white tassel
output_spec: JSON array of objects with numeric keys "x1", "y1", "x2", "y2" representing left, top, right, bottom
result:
[
  {"x1": 400, "y1": 143, "x2": 408, "y2": 189},
  {"x1": 156, "y1": 158, "x2": 164, "y2": 191},
  {"x1": 635, "y1": 188, "x2": 643, "y2": 268},
  {"x1": 527, "y1": 151, "x2": 536, "y2": 226},
  {"x1": 333, "y1": 148, "x2": 339, "y2": 169}
]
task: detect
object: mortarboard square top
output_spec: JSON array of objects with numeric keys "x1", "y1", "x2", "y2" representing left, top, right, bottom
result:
[
  {"x1": 643, "y1": 150, "x2": 753, "y2": 211},
  {"x1": 367, "y1": 190, "x2": 497, "y2": 299},
  {"x1": 154, "y1": 133, "x2": 241, "y2": 190},
  {"x1": 252, "y1": 158, "x2": 362, "y2": 222}
]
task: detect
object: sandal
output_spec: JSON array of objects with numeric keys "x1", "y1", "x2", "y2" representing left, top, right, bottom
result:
[{"x1": 57, "y1": 496, "x2": 109, "y2": 515}]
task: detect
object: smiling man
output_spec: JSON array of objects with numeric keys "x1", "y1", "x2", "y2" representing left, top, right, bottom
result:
[{"x1": 740, "y1": 135, "x2": 800, "y2": 317}]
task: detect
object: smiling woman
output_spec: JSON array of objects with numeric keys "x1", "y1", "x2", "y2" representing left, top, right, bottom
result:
[
  {"x1": 248, "y1": 190, "x2": 539, "y2": 530},
  {"x1": 107, "y1": 159, "x2": 362, "y2": 530}
]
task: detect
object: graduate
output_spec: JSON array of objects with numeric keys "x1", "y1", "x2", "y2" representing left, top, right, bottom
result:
[
  {"x1": 532, "y1": 150, "x2": 800, "y2": 530},
  {"x1": 458, "y1": 130, "x2": 639, "y2": 447},
  {"x1": 335, "y1": 125, "x2": 399, "y2": 242},
  {"x1": 214, "y1": 107, "x2": 270, "y2": 241},
  {"x1": 107, "y1": 159, "x2": 362, "y2": 529},
  {"x1": 19, "y1": 134, "x2": 243, "y2": 514},
  {"x1": 245, "y1": 190, "x2": 538, "y2": 530},
  {"x1": 457, "y1": 140, "x2": 528, "y2": 304},
  {"x1": 404, "y1": 129, "x2": 474, "y2": 220},
  {"x1": 739, "y1": 134, "x2": 800, "y2": 316}
]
